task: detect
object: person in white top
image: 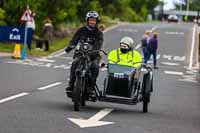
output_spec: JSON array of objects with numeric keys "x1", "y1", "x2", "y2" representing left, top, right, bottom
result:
[
  {"x1": 26, "y1": 11, "x2": 36, "y2": 30},
  {"x1": 26, "y1": 11, "x2": 36, "y2": 50}
]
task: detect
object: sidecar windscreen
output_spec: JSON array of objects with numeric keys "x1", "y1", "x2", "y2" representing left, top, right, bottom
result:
[{"x1": 108, "y1": 64, "x2": 136, "y2": 75}]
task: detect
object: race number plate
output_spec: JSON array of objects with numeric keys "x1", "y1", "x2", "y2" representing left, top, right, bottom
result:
[{"x1": 114, "y1": 73, "x2": 124, "y2": 78}]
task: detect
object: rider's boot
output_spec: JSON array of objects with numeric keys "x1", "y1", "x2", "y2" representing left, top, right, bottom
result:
[{"x1": 87, "y1": 79, "x2": 96, "y2": 97}]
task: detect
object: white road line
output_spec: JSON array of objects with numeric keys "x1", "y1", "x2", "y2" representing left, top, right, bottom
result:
[
  {"x1": 37, "y1": 82, "x2": 63, "y2": 90},
  {"x1": 151, "y1": 26, "x2": 157, "y2": 32},
  {"x1": 68, "y1": 108, "x2": 114, "y2": 128},
  {"x1": 163, "y1": 55, "x2": 172, "y2": 60},
  {"x1": 189, "y1": 25, "x2": 196, "y2": 68},
  {"x1": 164, "y1": 71, "x2": 184, "y2": 76},
  {"x1": 178, "y1": 79, "x2": 198, "y2": 83},
  {"x1": 36, "y1": 58, "x2": 55, "y2": 63},
  {"x1": 173, "y1": 56, "x2": 185, "y2": 61},
  {"x1": 89, "y1": 108, "x2": 114, "y2": 121},
  {"x1": 165, "y1": 31, "x2": 184, "y2": 35},
  {"x1": 186, "y1": 71, "x2": 200, "y2": 75},
  {"x1": 53, "y1": 56, "x2": 73, "y2": 60},
  {"x1": 183, "y1": 75, "x2": 196, "y2": 78},
  {"x1": 103, "y1": 24, "x2": 120, "y2": 33},
  {"x1": 0, "y1": 92, "x2": 29, "y2": 104},
  {"x1": 156, "y1": 54, "x2": 161, "y2": 59},
  {"x1": 161, "y1": 62, "x2": 180, "y2": 66},
  {"x1": 53, "y1": 51, "x2": 66, "y2": 57}
]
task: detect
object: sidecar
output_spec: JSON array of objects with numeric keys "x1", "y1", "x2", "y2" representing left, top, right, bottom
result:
[{"x1": 99, "y1": 63, "x2": 153, "y2": 113}]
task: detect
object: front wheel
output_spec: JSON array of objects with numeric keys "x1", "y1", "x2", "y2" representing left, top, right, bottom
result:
[{"x1": 73, "y1": 77, "x2": 85, "y2": 111}]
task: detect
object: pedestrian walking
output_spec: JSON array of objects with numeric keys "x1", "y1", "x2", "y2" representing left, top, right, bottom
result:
[
  {"x1": 145, "y1": 32, "x2": 158, "y2": 69},
  {"x1": 141, "y1": 30, "x2": 151, "y2": 64}
]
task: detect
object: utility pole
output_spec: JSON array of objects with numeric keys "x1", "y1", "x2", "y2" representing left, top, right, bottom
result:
[
  {"x1": 186, "y1": 0, "x2": 190, "y2": 21},
  {"x1": 159, "y1": 0, "x2": 164, "y2": 21},
  {"x1": 197, "y1": 10, "x2": 200, "y2": 25}
]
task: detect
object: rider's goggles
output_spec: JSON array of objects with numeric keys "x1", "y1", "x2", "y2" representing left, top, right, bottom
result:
[{"x1": 87, "y1": 12, "x2": 98, "y2": 18}]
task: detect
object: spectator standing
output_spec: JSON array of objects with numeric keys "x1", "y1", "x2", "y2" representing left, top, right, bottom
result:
[
  {"x1": 26, "y1": 11, "x2": 36, "y2": 51},
  {"x1": 42, "y1": 18, "x2": 53, "y2": 51}
]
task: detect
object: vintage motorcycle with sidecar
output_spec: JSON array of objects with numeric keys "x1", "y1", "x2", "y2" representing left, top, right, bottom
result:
[{"x1": 66, "y1": 40, "x2": 153, "y2": 113}]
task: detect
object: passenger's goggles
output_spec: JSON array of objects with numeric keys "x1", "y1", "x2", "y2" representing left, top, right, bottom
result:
[{"x1": 120, "y1": 43, "x2": 129, "y2": 49}]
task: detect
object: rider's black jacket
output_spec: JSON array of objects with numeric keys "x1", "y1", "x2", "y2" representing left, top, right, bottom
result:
[{"x1": 65, "y1": 26, "x2": 103, "y2": 60}]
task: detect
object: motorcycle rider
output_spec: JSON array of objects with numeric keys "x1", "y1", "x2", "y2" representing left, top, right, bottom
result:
[
  {"x1": 65, "y1": 11, "x2": 103, "y2": 95},
  {"x1": 108, "y1": 37, "x2": 142, "y2": 68}
]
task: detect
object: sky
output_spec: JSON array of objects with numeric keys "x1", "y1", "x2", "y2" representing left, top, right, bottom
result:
[{"x1": 164, "y1": 0, "x2": 175, "y2": 10}]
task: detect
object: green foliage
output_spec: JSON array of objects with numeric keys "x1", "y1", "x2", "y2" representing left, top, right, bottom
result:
[
  {"x1": 120, "y1": 7, "x2": 141, "y2": 22},
  {"x1": 189, "y1": 0, "x2": 200, "y2": 10},
  {"x1": 140, "y1": 6, "x2": 148, "y2": 21},
  {"x1": 0, "y1": 8, "x2": 6, "y2": 25},
  {"x1": 0, "y1": 0, "x2": 162, "y2": 54},
  {"x1": 0, "y1": 0, "x2": 160, "y2": 29}
]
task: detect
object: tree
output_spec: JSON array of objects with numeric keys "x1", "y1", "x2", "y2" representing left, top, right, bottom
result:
[
  {"x1": 0, "y1": 0, "x2": 160, "y2": 32},
  {"x1": 0, "y1": 8, "x2": 6, "y2": 25},
  {"x1": 189, "y1": 0, "x2": 200, "y2": 10}
]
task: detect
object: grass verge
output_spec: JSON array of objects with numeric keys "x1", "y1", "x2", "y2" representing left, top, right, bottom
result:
[{"x1": 0, "y1": 35, "x2": 72, "y2": 57}]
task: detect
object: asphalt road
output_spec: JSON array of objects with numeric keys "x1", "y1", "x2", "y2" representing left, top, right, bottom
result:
[{"x1": 0, "y1": 22, "x2": 200, "y2": 133}]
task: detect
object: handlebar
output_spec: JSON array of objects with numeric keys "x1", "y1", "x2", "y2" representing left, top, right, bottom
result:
[
  {"x1": 88, "y1": 49, "x2": 107, "y2": 55},
  {"x1": 76, "y1": 49, "x2": 107, "y2": 56}
]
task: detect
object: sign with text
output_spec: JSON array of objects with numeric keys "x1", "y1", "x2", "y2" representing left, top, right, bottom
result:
[{"x1": 0, "y1": 26, "x2": 33, "y2": 45}]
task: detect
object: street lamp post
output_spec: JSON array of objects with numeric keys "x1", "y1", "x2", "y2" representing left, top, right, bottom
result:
[
  {"x1": 186, "y1": 0, "x2": 190, "y2": 21},
  {"x1": 197, "y1": 10, "x2": 200, "y2": 25}
]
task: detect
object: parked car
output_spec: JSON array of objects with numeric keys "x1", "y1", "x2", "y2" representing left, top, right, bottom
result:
[
  {"x1": 194, "y1": 18, "x2": 200, "y2": 23},
  {"x1": 168, "y1": 15, "x2": 178, "y2": 23}
]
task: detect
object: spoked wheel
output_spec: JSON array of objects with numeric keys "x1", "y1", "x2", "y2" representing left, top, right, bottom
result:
[
  {"x1": 142, "y1": 74, "x2": 151, "y2": 113},
  {"x1": 73, "y1": 77, "x2": 85, "y2": 111},
  {"x1": 81, "y1": 80, "x2": 86, "y2": 107}
]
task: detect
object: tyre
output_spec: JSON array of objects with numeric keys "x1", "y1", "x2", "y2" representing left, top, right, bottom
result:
[
  {"x1": 81, "y1": 80, "x2": 86, "y2": 107},
  {"x1": 151, "y1": 75, "x2": 153, "y2": 92},
  {"x1": 142, "y1": 93, "x2": 150, "y2": 113},
  {"x1": 73, "y1": 78, "x2": 83, "y2": 111},
  {"x1": 142, "y1": 74, "x2": 151, "y2": 113}
]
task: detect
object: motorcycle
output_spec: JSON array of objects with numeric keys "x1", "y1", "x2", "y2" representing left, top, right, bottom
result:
[{"x1": 66, "y1": 41, "x2": 153, "y2": 113}]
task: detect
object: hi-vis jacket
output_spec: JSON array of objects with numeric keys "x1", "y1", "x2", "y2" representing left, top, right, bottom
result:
[{"x1": 108, "y1": 48, "x2": 142, "y2": 68}]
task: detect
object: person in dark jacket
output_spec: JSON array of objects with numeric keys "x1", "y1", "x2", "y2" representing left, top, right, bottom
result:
[
  {"x1": 42, "y1": 18, "x2": 54, "y2": 51},
  {"x1": 145, "y1": 32, "x2": 158, "y2": 69},
  {"x1": 65, "y1": 11, "x2": 103, "y2": 95}
]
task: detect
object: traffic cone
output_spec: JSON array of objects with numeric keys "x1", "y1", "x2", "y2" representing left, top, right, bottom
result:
[{"x1": 12, "y1": 43, "x2": 21, "y2": 59}]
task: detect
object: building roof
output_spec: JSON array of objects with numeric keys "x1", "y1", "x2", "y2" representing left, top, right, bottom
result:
[{"x1": 163, "y1": 10, "x2": 198, "y2": 16}]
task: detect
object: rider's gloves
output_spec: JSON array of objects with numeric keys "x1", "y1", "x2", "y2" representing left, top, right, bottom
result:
[{"x1": 65, "y1": 47, "x2": 72, "y2": 53}]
